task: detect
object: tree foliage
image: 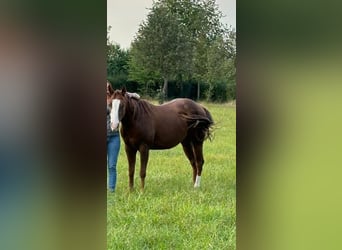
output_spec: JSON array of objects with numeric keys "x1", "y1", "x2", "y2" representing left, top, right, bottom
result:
[
  {"x1": 107, "y1": 26, "x2": 130, "y2": 88},
  {"x1": 129, "y1": 0, "x2": 194, "y2": 100},
  {"x1": 205, "y1": 29, "x2": 236, "y2": 101},
  {"x1": 107, "y1": 1, "x2": 236, "y2": 102}
]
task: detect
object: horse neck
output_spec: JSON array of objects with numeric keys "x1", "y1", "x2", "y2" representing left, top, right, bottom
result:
[
  {"x1": 121, "y1": 98, "x2": 151, "y2": 126},
  {"x1": 121, "y1": 97, "x2": 135, "y2": 125}
]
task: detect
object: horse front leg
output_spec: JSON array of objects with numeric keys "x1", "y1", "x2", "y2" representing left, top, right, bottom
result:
[
  {"x1": 125, "y1": 144, "x2": 137, "y2": 191},
  {"x1": 139, "y1": 144, "x2": 149, "y2": 191},
  {"x1": 181, "y1": 141, "x2": 197, "y2": 185}
]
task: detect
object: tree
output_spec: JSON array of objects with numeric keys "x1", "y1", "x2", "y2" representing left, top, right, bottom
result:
[
  {"x1": 128, "y1": 45, "x2": 161, "y2": 96},
  {"x1": 129, "y1": 0, "x2": 236, "y2": 102},
  {"x1": 186, "y1": 0, "x2": 225, "y2": 100},
  {"x1": 205, "y1": 29, "x2": 236, "y2": 101},
  {"x1": 130, "y1": 0, "x2": 193, "y2": 101},
  {"x1": 107, "y1": 26, "x2": 130, "y2": 87}
]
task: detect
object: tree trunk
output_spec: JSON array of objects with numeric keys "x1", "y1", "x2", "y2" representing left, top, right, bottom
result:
[
  {"x1": 180, "y1": 81, "x2": 183, "y2": 97},
  {"x1": 197, "y1": 81, "x2": 200, "y2": 100},
  {"x1": 162, "y1": 77, "x2": 168, "y2": 102}
]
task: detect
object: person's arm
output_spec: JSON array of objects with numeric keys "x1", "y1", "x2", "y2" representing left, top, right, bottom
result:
[{"x1": 126, "y1": 92, "x2": 140, "y2": 99}]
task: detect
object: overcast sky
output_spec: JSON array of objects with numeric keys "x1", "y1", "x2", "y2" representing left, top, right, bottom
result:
[{"x1": 107, "y1": 0, "x2": 236, "y2": 49}]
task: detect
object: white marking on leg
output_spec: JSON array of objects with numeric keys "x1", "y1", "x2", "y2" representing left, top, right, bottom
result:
[{"x1": 194, "y1": 175, "x2": 201, "y2": 188}]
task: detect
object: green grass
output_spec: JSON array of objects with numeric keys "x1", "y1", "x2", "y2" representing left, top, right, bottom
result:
[{"x1": 107, "y1": 102, "x2": 236, "y2": 249}]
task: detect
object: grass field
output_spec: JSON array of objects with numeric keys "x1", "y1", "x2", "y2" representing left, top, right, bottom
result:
[{"x1": 107, "y1": 102, "x2": 236, "y2": 249}]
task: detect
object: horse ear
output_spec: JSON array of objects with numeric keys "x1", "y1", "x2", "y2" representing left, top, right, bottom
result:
[
  {"x1": 122, "y1": 86, "x2": 127, "y2": 96},
  {"x1": 107, "y1": 81, "x2": 114, "y2": 95}
]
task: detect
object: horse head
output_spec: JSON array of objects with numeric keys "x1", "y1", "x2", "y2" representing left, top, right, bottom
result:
[{"x1": 109, "y1": 87, "x2": 128, "y2": 131}]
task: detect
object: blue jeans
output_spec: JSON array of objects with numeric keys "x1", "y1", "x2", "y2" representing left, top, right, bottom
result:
[{"x1": 107, "y1": 133, "x2": 120, "y2": 191}]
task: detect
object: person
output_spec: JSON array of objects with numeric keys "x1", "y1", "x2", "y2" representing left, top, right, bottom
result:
[{"x1": 107, "y1": 82, "x2": 140, "y2": 192}]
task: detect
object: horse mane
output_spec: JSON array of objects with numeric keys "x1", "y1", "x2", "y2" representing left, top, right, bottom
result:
[{"x1": 125, "y1": 96, "x2": 154, "y2": 120}]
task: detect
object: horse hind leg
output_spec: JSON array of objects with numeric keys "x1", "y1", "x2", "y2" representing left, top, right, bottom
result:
[
  {"x1": 181, "y1": 141, "x2": 197, "y2": 185},
  {"x1": 192, "y1": 142, "x2": 204, "y2": 188}
]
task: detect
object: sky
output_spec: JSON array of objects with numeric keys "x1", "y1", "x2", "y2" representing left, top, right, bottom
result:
[{"x1": 107, "y1": 0, "x2": 236, "y2": 49}]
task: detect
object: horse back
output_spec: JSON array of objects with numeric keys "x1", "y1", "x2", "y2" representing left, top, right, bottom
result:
[{"x1": 162, "y1": 98, "x2": 210, "y2": 119}]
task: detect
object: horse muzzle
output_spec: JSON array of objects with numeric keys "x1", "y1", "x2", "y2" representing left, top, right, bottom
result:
[{"x1": 110, "y1": 122, "x2": 119, "y2": 131}]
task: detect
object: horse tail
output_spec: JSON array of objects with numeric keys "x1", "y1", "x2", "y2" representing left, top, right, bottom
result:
[
  {"x1": 203, "y1": 107, "x2": 214, "y2": 125},
  {"x1": 181, "y1": 107, "x2": 214, "y2": 142},
  {"x1": 203, "y1": 107, "x2": 214, "y2": 141}
]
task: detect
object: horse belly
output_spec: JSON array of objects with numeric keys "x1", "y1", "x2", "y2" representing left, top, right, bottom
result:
[
  {"x1": 149, "y1": 140, "x2": 180, "y2": 150},
  {"x1": 150, "y1": 125, "x2": 187, "y2": 149}
]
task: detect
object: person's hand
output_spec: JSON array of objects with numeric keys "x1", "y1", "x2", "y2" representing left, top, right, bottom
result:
[{"x1": 128, "y1": 92, "x2": 140, "y2": 99}]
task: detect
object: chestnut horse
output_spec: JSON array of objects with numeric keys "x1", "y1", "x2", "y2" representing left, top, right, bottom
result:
[{"x1": 108, "y1": 86, "x2": 214, "y2": 190}]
